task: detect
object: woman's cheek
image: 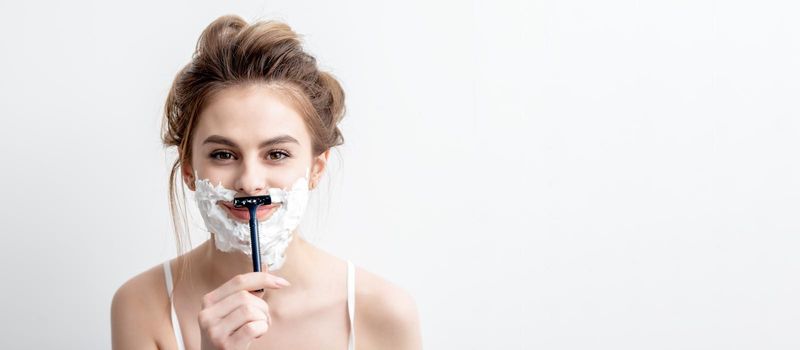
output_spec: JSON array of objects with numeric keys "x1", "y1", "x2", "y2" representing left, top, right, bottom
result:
[
  {"x1": 197, "y1": 167, "x2": 232, "y2": 188},
  {"x1": 267, "y1": 168, "x2": 308, "y2": 190}
]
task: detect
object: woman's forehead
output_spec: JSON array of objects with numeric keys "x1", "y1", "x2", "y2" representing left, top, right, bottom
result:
[{"x1": 194, "y1": 85, "x2": 310, "y2": 147}]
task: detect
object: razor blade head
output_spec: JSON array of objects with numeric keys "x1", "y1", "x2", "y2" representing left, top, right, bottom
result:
[{"x1": 233, "y1": 195, "x2": 272, "y2": 208}]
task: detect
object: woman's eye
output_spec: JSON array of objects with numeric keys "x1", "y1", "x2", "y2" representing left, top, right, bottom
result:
[
  {"x1": 210, "y1": 151, "x2": 236, "y2": 161},
  {"x1": 268, "y1": 151, "x2": 290, "y2": 161}
]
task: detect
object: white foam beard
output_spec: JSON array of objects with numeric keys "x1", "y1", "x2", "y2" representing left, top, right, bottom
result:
[{"x1": 193, "y1": 176, "x2": 310, "y2": 271}]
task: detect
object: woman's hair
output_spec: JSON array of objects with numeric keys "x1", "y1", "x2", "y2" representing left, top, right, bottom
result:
[{"x1": 161, "y1": 14, "x2": 346, "y2": 259}]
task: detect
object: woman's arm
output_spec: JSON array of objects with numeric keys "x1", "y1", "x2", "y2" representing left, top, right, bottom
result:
[
  {"x1": 356, "y1": 269, "x2": 423, "y2": 350},
  {"x1": 110, "y1": 268, "x2": 163, "y2": 350}
]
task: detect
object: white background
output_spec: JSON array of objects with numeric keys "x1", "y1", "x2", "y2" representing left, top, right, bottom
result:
[{"x1": 1, "y1": 0, "x2": 798, "y2": 348}]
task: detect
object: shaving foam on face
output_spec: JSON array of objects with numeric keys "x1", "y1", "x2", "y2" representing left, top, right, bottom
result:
[{"x1": 193, "y1": 174, "x2": 310, "y2": 271}]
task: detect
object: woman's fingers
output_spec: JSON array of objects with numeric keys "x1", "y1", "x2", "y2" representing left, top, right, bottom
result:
[
  {"x1": 228, "y1": 320, "x2": 270, "y2": 348},
  {"x1": 215, "y1": 303, "x2": 270, "y2": 339},
  {"x1": 199, "y1": 272, "x2": 287, "y2": 349},
  {"x1": 202, "y1": 272, "x2": 290, "y2": 306},
  {"x1": 198, "y1": 290, "x2": 268, "y2": 329}
]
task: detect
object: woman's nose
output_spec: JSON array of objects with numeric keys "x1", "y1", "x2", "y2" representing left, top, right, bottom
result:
[{"x1": 234, "y1": 160, "x2": 267, "y2": 195}]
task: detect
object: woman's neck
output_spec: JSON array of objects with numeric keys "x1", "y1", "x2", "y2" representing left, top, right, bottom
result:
[{"x1": 192, "y1": 232, "x2": 316, "y2": 298}]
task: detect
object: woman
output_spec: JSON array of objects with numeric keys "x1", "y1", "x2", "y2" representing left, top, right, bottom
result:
[{"x1": 111, "y1": 15, "x2": 422, "y2": 350}]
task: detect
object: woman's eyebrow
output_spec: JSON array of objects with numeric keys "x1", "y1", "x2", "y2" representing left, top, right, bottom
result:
[
  {"x1": 202, "y1": 135, "x2": 238, "y2": 148},
  {"x1": 202, "y1": 134, "x2": 300, "y2": 148},
  {"x1": 259, "y1": 135, "x2": 300, "y2": 148}
]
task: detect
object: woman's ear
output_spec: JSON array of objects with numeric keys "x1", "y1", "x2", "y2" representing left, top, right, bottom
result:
[
  {"x1": 309, "y1": 149, "x2": 331, "y2": 190},
  {"x1": 180, "y1": 160, "x2": 196, "y2": 191}
]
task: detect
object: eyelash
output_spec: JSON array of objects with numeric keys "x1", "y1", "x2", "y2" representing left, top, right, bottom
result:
[{"x1": 209, "y1": 150, "x2": 291, "y2": 162}]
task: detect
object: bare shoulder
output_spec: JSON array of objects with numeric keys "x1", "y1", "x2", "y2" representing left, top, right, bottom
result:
[
  {"x1": 111, "y1": 262, "x2": 172, "y2": 349},
  {"x1": 354, "y1": 265, "x2": 423, "y2": 350}
]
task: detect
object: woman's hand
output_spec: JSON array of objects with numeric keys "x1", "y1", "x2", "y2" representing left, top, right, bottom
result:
[{"x1": 198, "y1": 272, "x2": 291, "y2": 350}]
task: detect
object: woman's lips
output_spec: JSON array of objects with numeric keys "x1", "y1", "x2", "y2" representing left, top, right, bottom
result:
[{"x1": 220, "y1": 202, "x2": 279, "y2": 222}]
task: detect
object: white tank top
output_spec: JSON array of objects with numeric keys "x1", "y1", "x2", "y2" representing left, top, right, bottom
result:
[{"x1": 163, "y1": 260, "x2": 356, "y2": 350}]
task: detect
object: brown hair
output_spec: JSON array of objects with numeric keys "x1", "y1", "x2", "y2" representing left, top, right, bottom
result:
[{"x1": 161, "y1": 15, "x2": 346, "y2": 260}]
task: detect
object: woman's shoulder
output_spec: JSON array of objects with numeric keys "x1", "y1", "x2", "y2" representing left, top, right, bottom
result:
[
  {"x1": 111, "y1": 261, "x2": 173, "y2": 349},
  {"x1": 353, "y1": 264, "x2": 423, "y2": 349}
]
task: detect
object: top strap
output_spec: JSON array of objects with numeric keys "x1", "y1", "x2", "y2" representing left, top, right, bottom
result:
[
  {"x1": 163, "y1": 261, "x2": 186, "y2": 350},
  {"x1": 163, "y1": 261, "x2": 174, "y2": 295},
  {"x1": 347, "y1": 260, "x2": 356, "y2": 350}
]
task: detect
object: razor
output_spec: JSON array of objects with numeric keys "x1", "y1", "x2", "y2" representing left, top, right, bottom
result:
[{"x1": 233, "y1": 195, "x2": 273, "y2": 291}]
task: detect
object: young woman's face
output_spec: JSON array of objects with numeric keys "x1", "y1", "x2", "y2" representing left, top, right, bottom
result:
[{"x1": 184, "y1": 84, "x2": 326, "y2": 221}]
